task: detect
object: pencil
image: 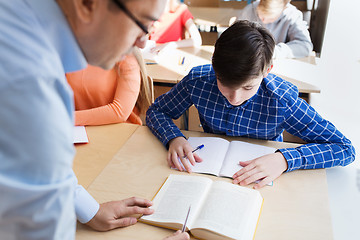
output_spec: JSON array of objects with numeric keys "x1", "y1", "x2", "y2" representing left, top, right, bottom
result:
[{"x1": 181, "y1": 205, "x2": 191, "y2": 232}]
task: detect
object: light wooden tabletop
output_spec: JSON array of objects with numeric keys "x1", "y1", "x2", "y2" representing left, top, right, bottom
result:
[
  {"x1": 75, "y1": 125, "x2": 333, "y2": 240},
  {"x1": 73, "y1": 123, "x2": 139, "y2": 188}
]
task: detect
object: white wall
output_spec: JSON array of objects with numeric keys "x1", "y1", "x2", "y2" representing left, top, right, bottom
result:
[
  {"x1": 310, "y1": 1, "x2": 360, "y2": 239},
  {"x1": 311, "y1": 0, "x2": 360, "y2": 161}
]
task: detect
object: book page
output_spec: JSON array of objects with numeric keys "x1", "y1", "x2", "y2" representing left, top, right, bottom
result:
[
  {"x1": 188, "y1": 137, "x2": 230, "y2": 176},
  {"x1": 219, "y1": 141, "x2": 276, "y2": 178},
  {"x1": 141, "y1": 174, "x2": 212, "y2": 229},
  {"x1": 73, "y1": 126, "x2": 88, "y2": 144},
  {"x1": 191, "y1": 181, "x2": 263, "y2": 240}
]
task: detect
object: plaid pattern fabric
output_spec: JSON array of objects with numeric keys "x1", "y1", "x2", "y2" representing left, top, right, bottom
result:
[{"x1": 146, "y1": 64, "x2": 355, "y2": 172}]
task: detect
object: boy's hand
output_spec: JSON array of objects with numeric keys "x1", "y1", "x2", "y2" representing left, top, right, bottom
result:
[
  {"x1": 232, "y1": 152, "x2": 288, "y2": 189},
  {"x1": 168, "y1": 137, "x2": 203, "y2": 173}
]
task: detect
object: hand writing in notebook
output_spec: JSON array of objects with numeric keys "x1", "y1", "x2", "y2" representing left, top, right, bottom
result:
[
  {"x1": 168, "y1": 137, "x2": 203, "y2": 173},
  {"x1": 232, "y1": 152, "x2": 288, "y2": 189}
]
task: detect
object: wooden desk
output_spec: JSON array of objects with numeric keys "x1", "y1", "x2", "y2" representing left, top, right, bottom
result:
[
  {"x1": 272, "y1": 56, "x2": 320, "y2": 103},
  {"x1": 76, "y1": 125, "x2": 333, "y2": 240},
  {"x1": 73, "y1": 123, "x2": 139, "y2": 188},
  {"x1": 189, "y1": 7, "x2": 239, "y2": 28}
]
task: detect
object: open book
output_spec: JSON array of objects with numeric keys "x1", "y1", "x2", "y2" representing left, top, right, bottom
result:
[
  {"x1": 140, "y1": 174, "x2": 263, "y2": 240},
  {"x1": 187, "y1": 137, "x2": 276, "y2": 179}
]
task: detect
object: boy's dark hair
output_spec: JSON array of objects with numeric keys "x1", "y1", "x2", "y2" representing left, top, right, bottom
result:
[{"x1": 212, "y1": 20, "x2": 275, "y2": 87}]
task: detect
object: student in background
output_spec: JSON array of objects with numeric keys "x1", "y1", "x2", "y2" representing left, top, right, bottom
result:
[
  {"x1": 66, "y1": 47, "x2": 152, "y2": 126},
  {"x1": 146, "y1": 20, "x2": 355, "y2": 189},
  {"x1": 236, "y1": 0, "x2": 313, "y2": 58},
  {"x1": 149, "y1": 0, "x2": 202, "y2": 53}
]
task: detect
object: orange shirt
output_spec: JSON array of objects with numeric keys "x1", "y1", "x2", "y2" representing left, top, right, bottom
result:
[{"x1": 66, "y1": 55, "x2": 142, "y2": 126}]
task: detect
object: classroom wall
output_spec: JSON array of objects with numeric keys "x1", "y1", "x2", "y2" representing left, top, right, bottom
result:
[{"x1": 303, "y1": 0, "x2": 360, "y2": 164}]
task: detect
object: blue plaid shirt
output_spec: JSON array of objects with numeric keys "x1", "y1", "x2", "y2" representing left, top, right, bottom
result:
[{"x1": 146, "y1": 64, "x2": 355, "y2": 172}]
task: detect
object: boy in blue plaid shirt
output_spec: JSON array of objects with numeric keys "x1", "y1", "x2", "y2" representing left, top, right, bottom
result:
[{"x1": 146, "y1": 20, "x2": 355, "y2": 189}]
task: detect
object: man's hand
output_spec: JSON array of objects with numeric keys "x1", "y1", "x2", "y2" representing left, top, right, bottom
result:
[
  {"x1": 168, "y1": 137, "x2": 203, "y2": 173},
  {"x1": 232, "y1": 152, "x2": 288, "y2": 189},
  {"x1": 163, "y1": 230, "x2": 190, "y2": 240},
  {"x1": 86, "y1": 197, "x2": 154, "y2": 231}
]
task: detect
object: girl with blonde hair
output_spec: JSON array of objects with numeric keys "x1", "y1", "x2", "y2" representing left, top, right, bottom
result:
[{"x1": 66, "y1": 47, "x2": 152, "y2": 126}]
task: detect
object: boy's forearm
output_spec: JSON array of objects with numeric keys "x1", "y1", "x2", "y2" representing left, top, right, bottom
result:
[
  {"x1": 146, "y1": 107, "x2": 185, "y2": 147},
  {"x1": 278, "y1": 141, "x2": 356, "y2": 172}
]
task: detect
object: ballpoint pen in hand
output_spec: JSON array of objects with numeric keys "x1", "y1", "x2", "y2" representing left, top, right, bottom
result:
[
  {"x1": 182, "y1": 144, "x2": 204, "y2": 159},
  {"x1": 181, "y1": 205, "x2": 191, "y2": 232}
]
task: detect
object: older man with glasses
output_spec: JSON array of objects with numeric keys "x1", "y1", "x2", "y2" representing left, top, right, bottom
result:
[{"x1": 0, "y1": 0, "x2": 188, "y2": 239}]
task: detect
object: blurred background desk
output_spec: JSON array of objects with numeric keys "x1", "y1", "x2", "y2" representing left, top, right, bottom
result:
[
  {"x1": 188, "y1": 7, "x2": 239, "y2": 28},
  {"x1": 188, "y1": 6, "x2": 240, "y2": 45},
  {"x1": 75, "y1": 125, "x2": 333, "y2": 240}
]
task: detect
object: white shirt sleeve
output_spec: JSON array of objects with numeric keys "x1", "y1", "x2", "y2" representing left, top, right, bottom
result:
[{"x1": 75, "y1": 185, "x2": 100, "y2": 223}]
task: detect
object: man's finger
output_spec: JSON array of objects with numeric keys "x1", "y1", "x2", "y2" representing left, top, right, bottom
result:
[
  {"x1": 119, "y1": 205, "x2": 154, "y2": 217},
  {"x1": 122, "y1": 197, "x2": 153, "y2": 208},
  {"x1": 111, "y1": 217, "x2": 138, "y2": 228}
]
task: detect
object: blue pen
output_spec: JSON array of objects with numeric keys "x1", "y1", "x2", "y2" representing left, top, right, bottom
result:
[
  {"x1": 182, "y1": 144, "x2": 204, "y2": 158},
  {"x1": 179, "y1": 56, "x2": 185, "y2": 65},
  {"x1": 192, "y1": 144, "x2": 204, "y2": 153}
]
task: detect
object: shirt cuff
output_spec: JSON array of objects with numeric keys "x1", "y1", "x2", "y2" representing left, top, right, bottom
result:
[
  {"x1": 74, "y1": 185, "x2": 100, "y2": 223},
  {"x1": 277, "y1": 148, "x2": 302, "y2": 172}
]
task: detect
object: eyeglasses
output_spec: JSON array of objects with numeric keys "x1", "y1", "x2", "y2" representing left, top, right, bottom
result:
[{"x1": 112, "y1": 0, "x2": 149, "y2": 35}]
